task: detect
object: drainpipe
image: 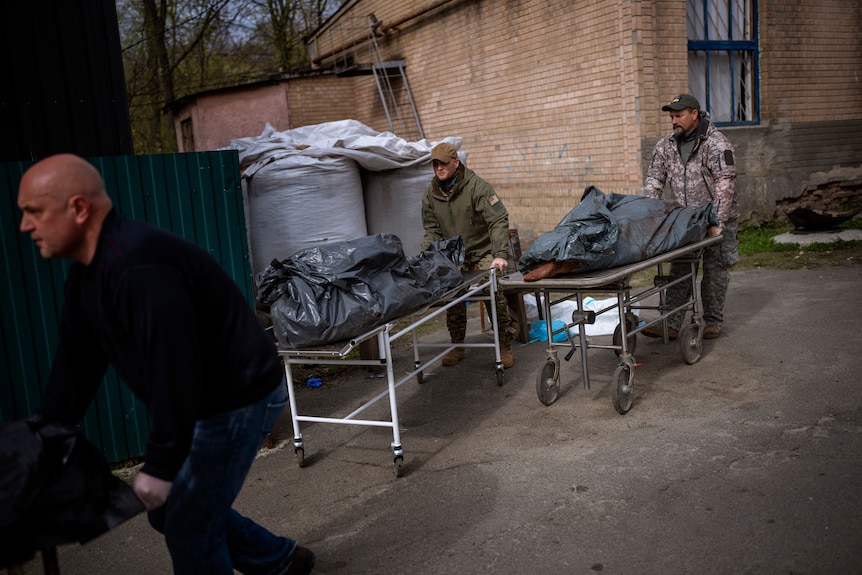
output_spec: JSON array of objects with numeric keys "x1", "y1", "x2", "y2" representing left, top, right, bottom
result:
[
  {"x1": 378, "y1": 0, "x2": 460, "y2": 34},
  {"x1": 311, "y1": 0, "x2": 462, "y2": 66}
]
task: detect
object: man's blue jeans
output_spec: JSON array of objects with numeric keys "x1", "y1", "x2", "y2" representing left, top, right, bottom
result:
[{"x1": 148, "y1": 380, "x2": 296, "y2": 575}]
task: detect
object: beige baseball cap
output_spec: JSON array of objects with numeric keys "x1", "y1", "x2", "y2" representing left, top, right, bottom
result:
[{"x1": 430, "y1": 142, "x2": 458, "y2": 163}]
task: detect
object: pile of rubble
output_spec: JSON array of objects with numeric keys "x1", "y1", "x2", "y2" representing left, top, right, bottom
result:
[{"x1": 777, "y1": 166, "x2": 862, "y2": 230}]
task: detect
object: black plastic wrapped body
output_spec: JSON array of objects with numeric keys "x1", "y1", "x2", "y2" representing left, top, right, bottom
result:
[
  {"x1": 518, "y1": 186, "x2": 717, "y2": 273},
  {"x1": 256, "y1": 234, "x2": 465, "y2": 349},
  {"x1": 0, "y1": 419, "x2": 144, "y2": 567}
]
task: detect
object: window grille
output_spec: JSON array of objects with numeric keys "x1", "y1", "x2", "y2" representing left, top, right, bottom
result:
[{"x1": 687, "y1": 0, "x2": 759, "y2": 125}]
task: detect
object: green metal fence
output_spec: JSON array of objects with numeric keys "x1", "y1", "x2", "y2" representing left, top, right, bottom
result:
[{"x1": 0, "y1": 151, "x2": 252, "y2": 463}]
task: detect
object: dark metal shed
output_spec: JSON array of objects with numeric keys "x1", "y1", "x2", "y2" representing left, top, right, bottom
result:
[{"x1": 0, "y1": 0, "x2": 133, "y2": 162}]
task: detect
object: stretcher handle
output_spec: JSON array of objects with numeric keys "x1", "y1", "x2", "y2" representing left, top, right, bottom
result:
[{"x1": 564, "y1": 310, "x2": 596, "y2": 361}]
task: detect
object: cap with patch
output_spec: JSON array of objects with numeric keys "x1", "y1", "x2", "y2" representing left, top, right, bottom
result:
[
  {"x1": 662, "y1": 94, "x2": 701, "y2": 112},
  {"x1": 430, "y1": 142, "x2": 458, "y2": 163}
]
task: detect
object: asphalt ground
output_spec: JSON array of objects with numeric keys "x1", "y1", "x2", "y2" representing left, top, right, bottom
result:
[{"x1": 22, "y1": 261, "x2": 862, "y2": 575}]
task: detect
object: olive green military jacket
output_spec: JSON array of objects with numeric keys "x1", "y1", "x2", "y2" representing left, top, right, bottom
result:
[{"x1": 420, "y1": 164, "x2": 510, "y2": 266}]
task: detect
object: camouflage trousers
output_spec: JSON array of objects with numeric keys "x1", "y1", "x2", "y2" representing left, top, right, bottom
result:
[
  {"x1": 664, "y1": 220, "x2": 739, "y2": 329},
  {"x1": 448, "y1": 256, "x2": 515, "y2": 345},
  {"x1": 446, "y1": 293, "x2": 515, "y2": 345}
]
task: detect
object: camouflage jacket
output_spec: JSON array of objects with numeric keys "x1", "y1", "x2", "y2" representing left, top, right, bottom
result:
[
  {"x1": 421, "y1": 164, "x2": 510, "y2": 265},
  {"x1": 644, "y1": 113, "x2": 739, "y2": 225}
]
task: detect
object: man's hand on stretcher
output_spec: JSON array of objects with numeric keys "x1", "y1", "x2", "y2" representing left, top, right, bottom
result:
[
  {"x1": 491, "y1": 257, "x2": 509, "y2": 273},
  {"x1": 707, "y1": 225, "x2": 724, "y2": 238}
]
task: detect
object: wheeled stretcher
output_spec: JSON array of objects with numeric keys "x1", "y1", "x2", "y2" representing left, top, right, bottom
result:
[
  {"x1": 277, "y1": 269, "x2": 504, "y2": 477},
  {"x1": 499, "y1": 236, "x2": 722, "y2": 414}
]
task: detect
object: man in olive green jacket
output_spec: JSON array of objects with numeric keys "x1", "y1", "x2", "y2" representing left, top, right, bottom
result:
[{"x1": 420, "y1": 142, "x2": 515, "y2": 368}]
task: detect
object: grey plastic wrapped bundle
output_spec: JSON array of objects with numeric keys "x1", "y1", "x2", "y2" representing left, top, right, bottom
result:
[{"x1": 519, "y1": 186, "x2": 717, "y2": 276}]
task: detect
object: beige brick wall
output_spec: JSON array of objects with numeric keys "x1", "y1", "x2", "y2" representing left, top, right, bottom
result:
[
  {"x1": 311, "y1": 0, "x2": 661, "y2": 241},
  {"x1": 315, "y1": 0, "x2": 862, "y2": 237},
  {"x1": 759, "y1": 0, "x2": 862, "y2": 125},
  {"x1": 285, "y1": 75, "x2": 358, "y2": 128},
  {"x1": 184, "y1": 0, "x2": 862, "y2": 241}
]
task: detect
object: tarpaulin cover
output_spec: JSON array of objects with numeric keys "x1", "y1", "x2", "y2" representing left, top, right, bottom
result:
[
  {"x1": 229, "y1": 120, "x2": 462, "y2": 275},
  {"x1": 256, "y1": 234, "x2": 465, "y2": 349},
  {"x1": 0, "y1": 419, "x2": 144, "y2": 567},
  {"x1": 518, "y1": 186, "x2": 716, "y2": 274}
]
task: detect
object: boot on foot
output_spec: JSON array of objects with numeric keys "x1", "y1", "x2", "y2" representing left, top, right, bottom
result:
[{"x1": 442, "y1": 346, "x2": 466, "y2": 366}]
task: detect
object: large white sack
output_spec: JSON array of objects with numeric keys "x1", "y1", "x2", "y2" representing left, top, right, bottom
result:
[
  {"x1": 230, "y1": 120, "x2": 463, "y2": 274},
  {"x1": 362, "y1": 162, "x2": 433, "y2": 256},
  {"x1": 243, "y1": 152, "x2": 366, "y2": 275}
]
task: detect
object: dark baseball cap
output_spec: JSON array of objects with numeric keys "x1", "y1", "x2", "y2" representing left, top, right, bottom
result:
[{"x1": 662, "y1": 94, "x2": 701, "y2": 111}]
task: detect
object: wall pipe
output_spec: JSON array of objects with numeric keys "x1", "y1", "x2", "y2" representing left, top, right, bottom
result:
[{"x1": 310, "y1": 0, "x2": 462, "y2": 66}]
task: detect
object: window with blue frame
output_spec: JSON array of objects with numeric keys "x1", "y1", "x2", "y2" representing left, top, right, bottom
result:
[{"x1": 687, "y1": 0, "x2": 759, "y2": 125}]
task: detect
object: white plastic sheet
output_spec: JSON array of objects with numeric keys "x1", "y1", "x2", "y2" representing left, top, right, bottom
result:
[
  {"x1": 523, "y1": 294, "x2": 641, "y2": 338},
  {"x1": 230, "y1": 120, "x2": 462, "y2": 276}
]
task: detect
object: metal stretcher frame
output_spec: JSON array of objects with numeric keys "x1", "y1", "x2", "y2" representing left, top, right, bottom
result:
[
  {"x1": 499, "y1": 236, "x2": 721, "y2": 414},
  {"x1": 277, "y1": 269, "x2": 504, "y2": 477}
]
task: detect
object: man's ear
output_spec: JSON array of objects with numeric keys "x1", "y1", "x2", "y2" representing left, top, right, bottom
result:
[{"x1": 69, "y1": 195, "x2": 91, "y2": 223}]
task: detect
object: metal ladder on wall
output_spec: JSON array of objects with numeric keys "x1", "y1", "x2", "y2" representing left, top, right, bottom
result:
[
  {"x1": 329, "y1": 15, "x2": 424, "y2": 141},
  {"x1": 368, "y1": 16, "x2": 424, "y2": 140}
]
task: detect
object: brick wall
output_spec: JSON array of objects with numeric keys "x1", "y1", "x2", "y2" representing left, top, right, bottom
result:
[
  {"x1": 182, "y1": 0, "x2": 862, "y2": 244},
  {"x1": 285, "y1": 74, "x2": 359, "y2": 128},
  {"x1": 175, "y1": 84, "x2": 291, "y2": 151},
  {"x1": 310, "y1": 0, "x2": 661, "y2": 242},
  {"x1": 645, "y1": 0, "x2": 862, "y2": 224},
  {"x1": 312, "y1": 0, "x2": 861, "y2": 239},
  {"x1": 759, "y1": 0, "x2": 861, "y2": 124},
  {"x1": 174, "y1": 73, "x2": 359, "y2": 151}
]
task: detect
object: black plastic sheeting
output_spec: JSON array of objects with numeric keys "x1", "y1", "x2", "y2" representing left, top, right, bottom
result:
[
  {"x1": 518, "y1": 186, "x2": 717, "y2": 273},
  {"x1": 0, "y1": 419, "x2": 144, "y2": 567},
  {"x1": 255, "y1": 234, "x2": 465, "y2": 349}
]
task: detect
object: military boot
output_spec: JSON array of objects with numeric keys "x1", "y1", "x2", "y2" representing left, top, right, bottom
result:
[
  {"x1": 500, "y1": 340, "x2": 514, "y2": 368},
  {"x1": 442, "y1": 341, "x2": 466, "y2": 366}
]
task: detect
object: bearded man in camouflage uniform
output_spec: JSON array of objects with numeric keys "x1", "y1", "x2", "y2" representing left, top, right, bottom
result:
[
  {"x1": 642, "y1": 94, "x2": 740, "y2": 340},
  {"x1": 420, "y1": 142, "x2": 516, "y2": 368}
]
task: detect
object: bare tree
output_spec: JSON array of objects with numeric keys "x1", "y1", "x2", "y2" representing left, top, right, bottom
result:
[
  {"x1": 119, "y1": 0, "x2": 342, "y2": 154},
  {"x1": 254, "y1": 0, "x2": 340, "y2": 72}
]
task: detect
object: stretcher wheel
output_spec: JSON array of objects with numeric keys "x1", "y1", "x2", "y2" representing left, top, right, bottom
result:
[
  {"x1": 679, "y1": 324, "x2": 703, "y2": 364},
  {"x1": 536, "y1": 360, "x2": 560, "y2": 405},
  {"x1": 393, "y1": 455, "x2": 404, "y2": 478},
  {"x1": 416, "y1": 371, "x2": 424, "y2": 384},
  {"x1": 496, "y1": 368, "x2": 504, "y2": 387},
  {"x1": 611, "y1": 364, "x2": 634, "y2": 414},
  {"x1": 612, "y1": 320, "x2": 638, "y2": 357},
  {"x1": 294, "y1": 447, "x2": 305, "y2": 468}
]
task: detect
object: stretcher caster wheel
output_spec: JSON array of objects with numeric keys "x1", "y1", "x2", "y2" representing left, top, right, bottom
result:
[
  {"x1": 393, "y1": 455, "x2": 404, "y2": 478},
  {"x1": 416, "y1": 371, "x2": 424, "y2": 384},
  {"x1": 679, "y1": 324, "x2": 703, "y2": 364},
  {"x1": 496, "y1": 367, "x2": 504, "y2": 387},
  {"x1": 536, "y1": 360, "x2": 560, "y2": 405},
  {"x1": 612, "y1": 319, "x2": 638, "y2": 357},
  {"x1": 612, "y1": 364, "x2": 634, "y2": 414},
  {"x1": 294, "y1": 446, "x2": 305, "y2": 468}
]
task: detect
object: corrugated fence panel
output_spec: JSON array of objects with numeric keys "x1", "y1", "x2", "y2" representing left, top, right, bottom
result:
[{"x1": 0, "y1": 151, "x2": 252, "y2": 462}]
